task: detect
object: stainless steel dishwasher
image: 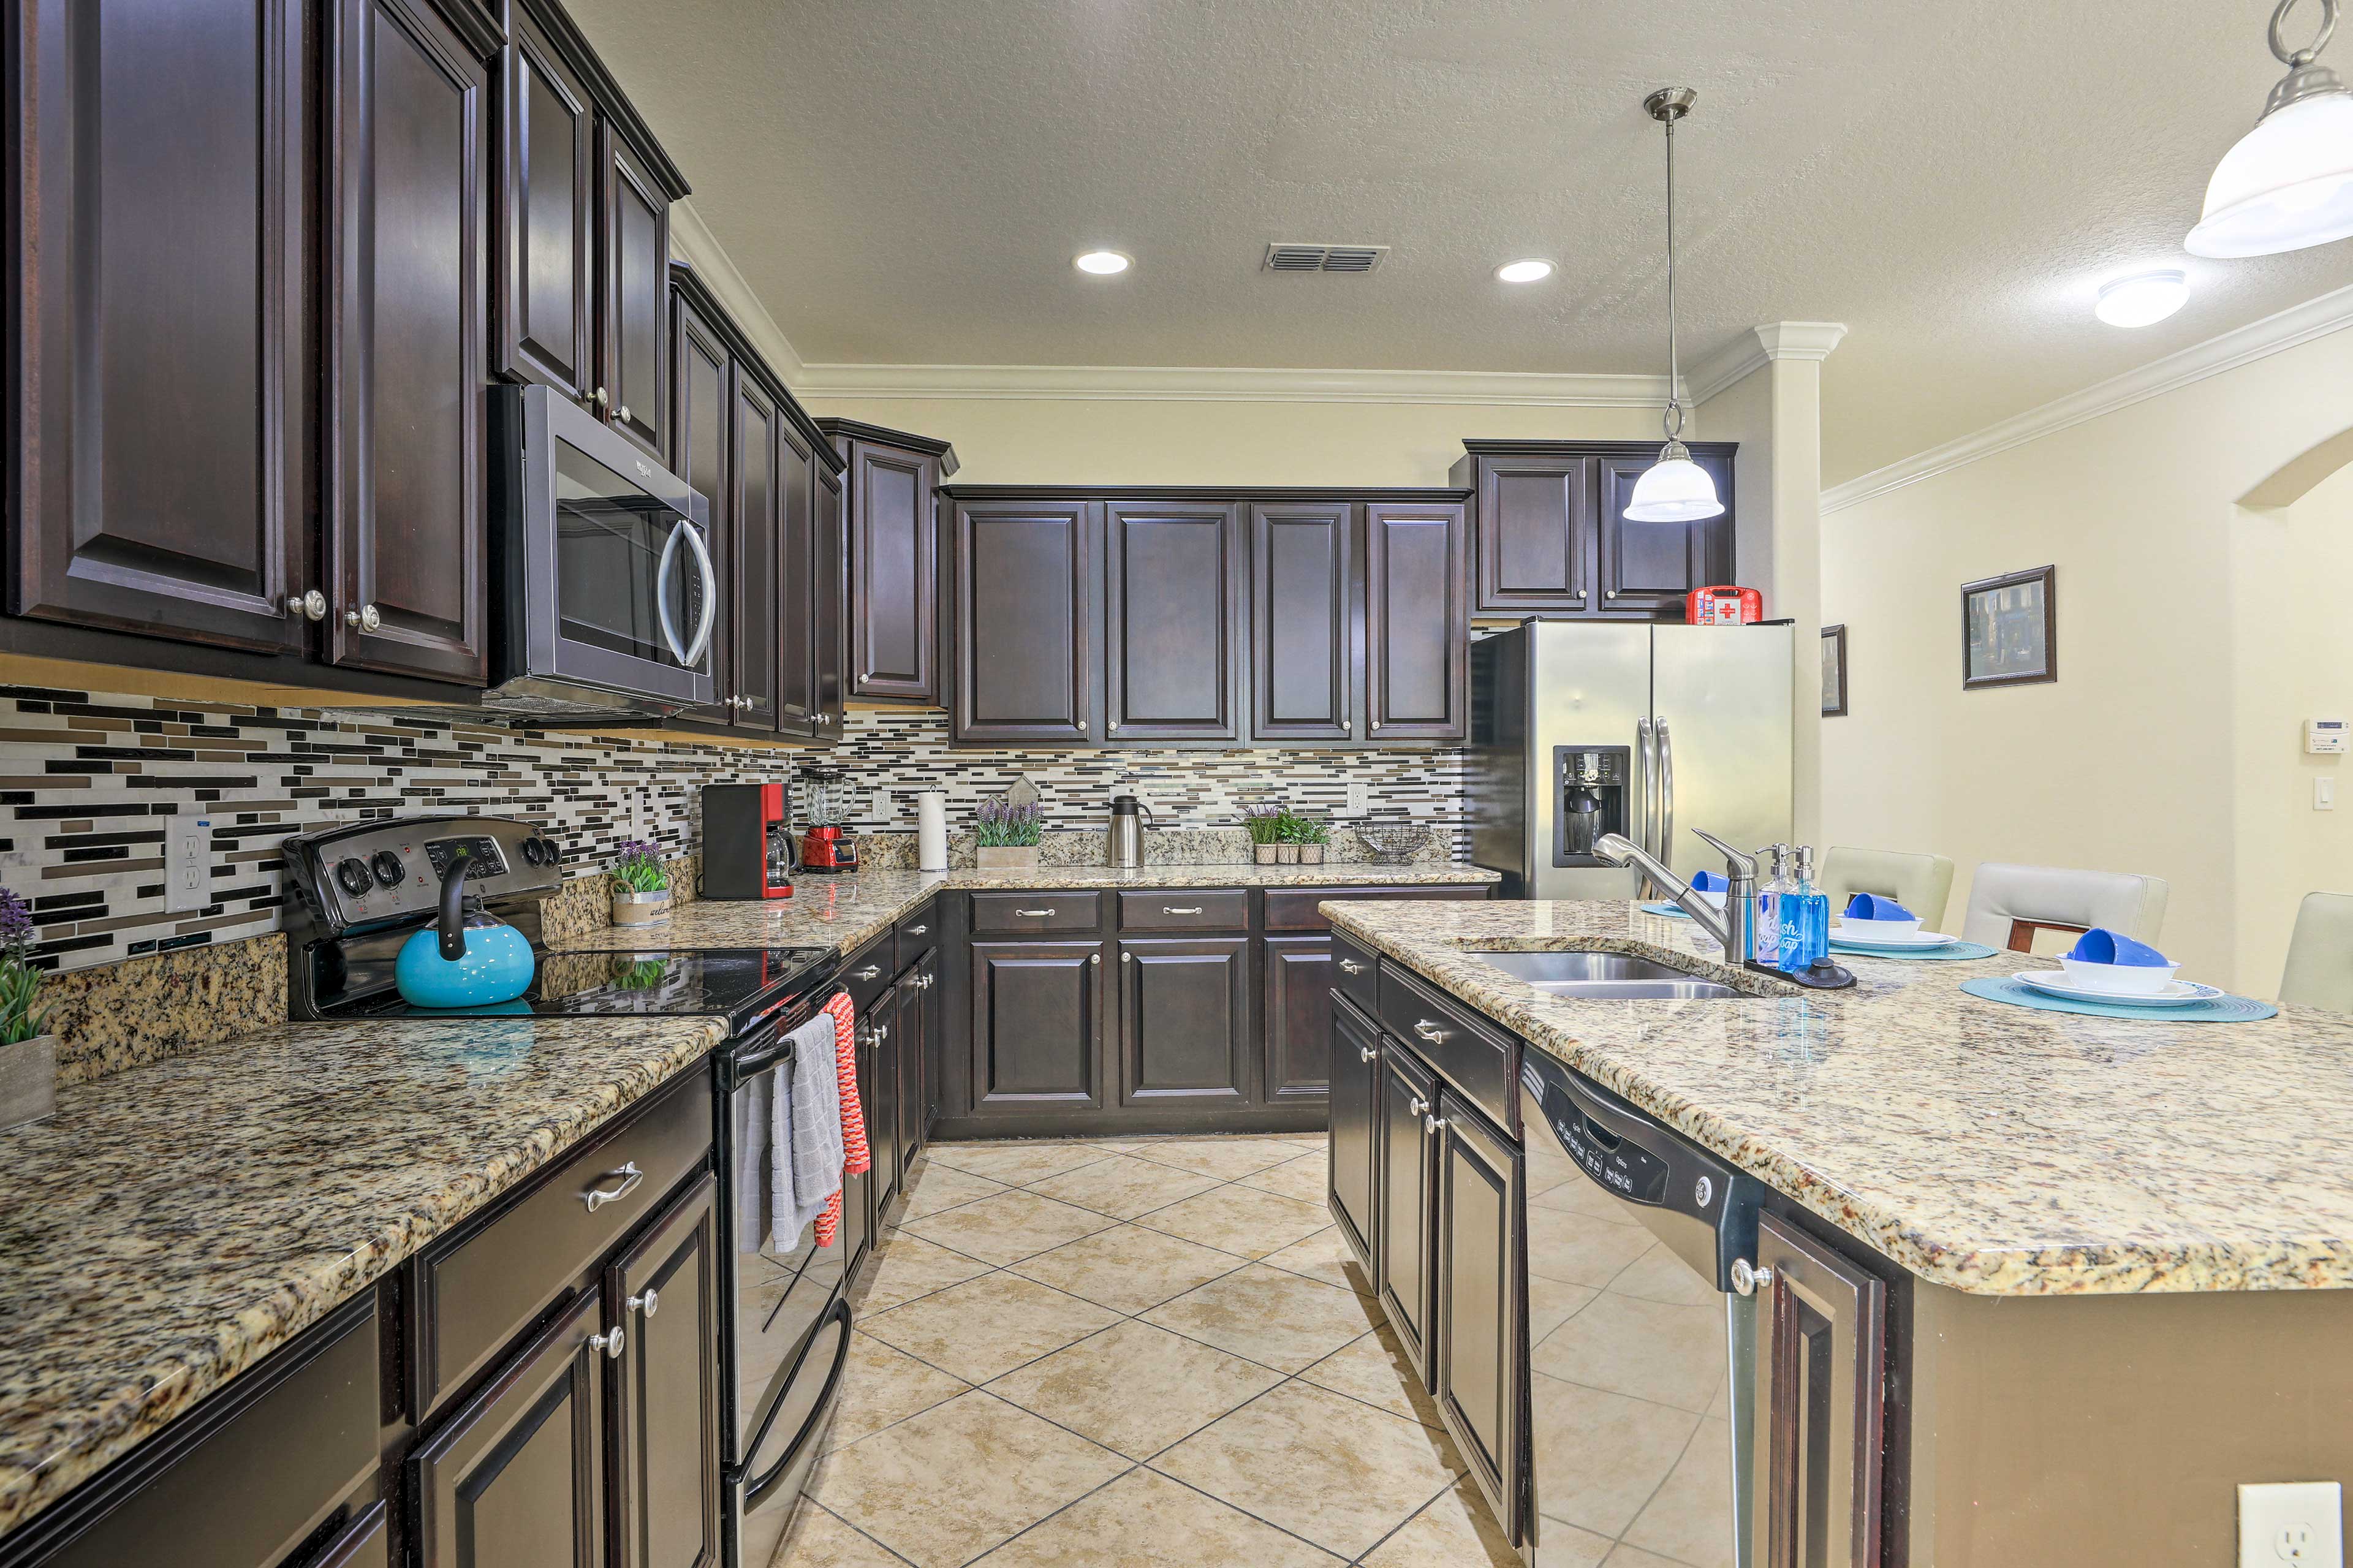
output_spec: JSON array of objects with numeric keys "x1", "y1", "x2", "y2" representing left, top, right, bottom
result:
[{"x1": 1518, "y1": 1049, "x2": 1760, "y2": 1568}]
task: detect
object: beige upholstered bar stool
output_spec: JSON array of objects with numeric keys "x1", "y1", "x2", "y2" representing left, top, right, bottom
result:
[
  {"x1": 1959, "y1": 863, "x2": 2170, "y2": 955},
  {"x1": 2278, "y1": 892, "x2": 2353, "y2": 1012},
  {"x1": 1820, "y1": 847, "x2": 1956, "y2": 931}
]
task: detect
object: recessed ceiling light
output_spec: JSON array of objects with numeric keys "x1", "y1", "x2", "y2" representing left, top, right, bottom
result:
[
  {"x1": 2094, "y1": 270, "x2": 2190, "y2": 328},
  {"x1": 1074, "y1": 250, "x2": 1131, "y2": 275},
  {"x1": 1496, "y1": 258, "x2": 1555, "y2": 283}
]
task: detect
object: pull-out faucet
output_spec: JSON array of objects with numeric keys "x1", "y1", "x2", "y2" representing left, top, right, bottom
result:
[{"x1": 1594, "y1": 828, "x2": 1755, "y2": 960}]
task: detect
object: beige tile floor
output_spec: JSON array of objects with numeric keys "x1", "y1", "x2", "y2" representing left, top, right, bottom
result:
[{"x1": 768, "y1": 1132, "x2": 1523, "y2": 1568}]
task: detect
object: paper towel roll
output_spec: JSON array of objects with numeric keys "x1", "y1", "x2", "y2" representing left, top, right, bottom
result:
[{"x1": 917, "y1": 791, "x2": 949, "y2": 871}]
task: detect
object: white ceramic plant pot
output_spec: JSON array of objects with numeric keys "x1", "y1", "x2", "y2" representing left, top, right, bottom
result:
[
  {"x1": 1, "y1": 1032, "x2": 56, "y2": 1133},
  {"x1": 612, "y1": 888, "x2": 672, "y2": 928},
  {"x1": 1254, "y1": 844, "x2": 1279, "y2": 864},
  {"x1": 1300, "y1": 844, "x2": 1325, "y2": 865}
]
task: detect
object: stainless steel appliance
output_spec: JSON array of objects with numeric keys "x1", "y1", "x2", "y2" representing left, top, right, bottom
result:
[
  {"x1": 1520, "y1": 1047, "x2": 1761, "y2": 1568},
  {"x1": 281, "y1": 814, "x2": 852, "y2": 1567},
  {"x1": 1106, "y1": 793, "x2": 1154, "y2": 867},
  {"x1": 1469, "y1": 620, "x2": 1792, "y2": 898},
  {"x1": 487, "y1": 384, "x2": 718, "y2": 718}
]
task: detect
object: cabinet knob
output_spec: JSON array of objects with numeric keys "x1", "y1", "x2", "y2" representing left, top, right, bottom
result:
[
  {"x1": 1120, "y1": 951, "x2": 1131, "y2": 963},
  {"x1": 1107, "y1": 719, "x2": 1118, "y2": 733},
  {"x1": 1423, "y1": 1113, "x2": 1447, "y2": 1134},
  {"x1": 344, "y1": 604, "x2": 381, "y2": 632},
  {"x1": 1358, "y1": 1045, "x2": 1377, "y2": 1063},
  {"x1": 628, "y1": 1288, "x2": 660, "y2": 1318},
  {"x1": 1371, "y1": 720, "x2": 1382, "y2": 731},
  {"x1": 589, "y1": 1325, "x2": 626, "y2": 1360},
  {"x1": 593, "y1": 386, "x2": 610, "y2": 407},
  {"x1": 1407, "y1": 1096, "x2": 1430, "y2": 1117},
  {"x1": 1077, "y1": 719, "x2": 1088, "y2": 733},
  {"x1": 1730, "y1": 1259, "x2": 1776, "y2": 1297},
  {"x1": 1089, "y1": 952, "x2": 1101, "y2": 966},
  {"x1": 1572, "y1": 589, "x2": 1587, "y2": 600},
  {"x1": 286, "y1": 589, "x2": 327, "y2": 621},
  {"x1": 1605, "y1": 589, "x2": 1620, "y2": 601},
  {"x1": 616, "y1": 404, "x2": 632, "y2": 423}
]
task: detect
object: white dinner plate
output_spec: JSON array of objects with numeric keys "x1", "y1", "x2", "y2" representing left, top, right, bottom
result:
[
  {"x1": 1829, "y1": 926, "x2": 1958, "y2": 950},
  {"x1": 2015, "y1": 971, "x2": 2224, "y2": 1007}
]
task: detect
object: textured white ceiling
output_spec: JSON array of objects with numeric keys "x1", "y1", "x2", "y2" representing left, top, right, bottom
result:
[{"x1": 564, "y1": 0, "x2": 2353, "y2": 485}]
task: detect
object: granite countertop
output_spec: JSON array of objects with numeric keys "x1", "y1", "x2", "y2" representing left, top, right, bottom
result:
[
  {"x1": 1324, "y1": 898, "x2": 2353, "y2": 1298},
  {"x1": 0, "y1": 1013, "x2": 727, "y2": 1540},
  {"x1": 552, "y1": 862, "x2": 1498, "y2": 961}
]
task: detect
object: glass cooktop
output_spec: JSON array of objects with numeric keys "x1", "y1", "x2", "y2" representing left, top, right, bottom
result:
[{"x1": 351, "y1": 946, "x2": 836, "y2": 1032}]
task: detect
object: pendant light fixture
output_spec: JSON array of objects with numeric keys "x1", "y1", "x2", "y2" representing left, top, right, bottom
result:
[
  {"x1": 1625, "y1": 87, "x2": 1724, "y2": 525},
  {"x1": 2187, "y1": 0, "x2": 2353, "y2": 257}
]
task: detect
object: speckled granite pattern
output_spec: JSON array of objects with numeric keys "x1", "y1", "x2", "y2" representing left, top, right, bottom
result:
[
  {"x1": 538, "y1": 854, "x2": 702, "y2": 946},
  {"x1": 43, "y1": 935, "x2": 288, "y2": 1086},
  {"x1": 0, "y1": 1012, "x2": 725, "y2": 1539},
  {"x1": 1324, "y1": 898, "x2": 2353, "y2": 1297},
  {"x1": 552, "y1": 863, "x2": 1496, "y2": 962}
]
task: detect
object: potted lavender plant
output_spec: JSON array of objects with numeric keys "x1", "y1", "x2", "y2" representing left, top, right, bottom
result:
[
  {"x1": 974, "y1": 794, "x2": 1043, "y2": 870},
  {"x1": 1245, "y1": 804, "x2": 1285, "y2": 865},
  {"x1": 0, "y1": 888, "x2": 55, "y2": 1132},
  {"x1": 610, "y1": 839, "x2": 672, "y2": 927}
]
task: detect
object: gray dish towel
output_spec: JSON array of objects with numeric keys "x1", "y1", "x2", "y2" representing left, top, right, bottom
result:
[{"x1": 770, "y1": 1009, "x2": 844, "y2": 1253}]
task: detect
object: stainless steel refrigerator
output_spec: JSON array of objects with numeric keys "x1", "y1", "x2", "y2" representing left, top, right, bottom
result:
[{"x1": 1468, "y1": 620, "x2": 1793, "y2": 899}]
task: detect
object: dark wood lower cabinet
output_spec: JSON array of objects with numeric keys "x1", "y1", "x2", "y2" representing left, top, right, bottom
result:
[
  {"x1": 1115, "y1": 937, "x2": 1249, "y2": 1107},
  {"x1": 607, "y1": 1175, "x2": 720, "y2": 1568},
  {"x1": 896, "y1": 954, "x2": 933, "y2": 1174},
  {"x1": 866, "y1": 983, "x2": 903, "y2": 1211},
  {"x1": 968, "y1": 941, "x2": 1104, "y2": 1115},
  {"x1": 1327, "y1": 994, "x2": 1381, "y2": 1270},
  {"x1": 1376, "y1": 1039, "x2": 1439, "y2": 1383},
  {"x1": 1433, "y1": 1090, "x2": 1525, "y2": 1545},
  {"x1": 313, "y1": 1504, "x2": 390, "y2": 1568},
  {"x1": 413, "y1": 1288, "x2": 606, "y2": 1568},
  {"x1": 1751, "y1": 1211, "x2": 1885, "y2": 1568},
  {"x1": 1262, "y1": 936, "x2": 1334, "y2": 1104}
]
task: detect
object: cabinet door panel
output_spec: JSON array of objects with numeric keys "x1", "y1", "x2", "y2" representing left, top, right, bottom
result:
[
  {"x1": 868, "y1": 983, "x2": 903, "y2": 1210},
  {"x1": 607, "y1": 1175, "x2": 720, "y2": 1568},
  {"x1": 496, "y1": 15, "x2": 592, "y2": 398},
  {"x1": 849, "y1": 442, "x2": 936, "y2": 702},
  {"x1": 669, "y1": 294, "x2": 733, "y2": 724},
  {"x1": 968, "y1": 941, "x2": 1102, "y2": 1111},
  {"x1": 1598, "y1": 453, "x2": 1735, "y2": 616},
  {"x1": 730, "y1": 378, "x2": 779, "y2": 729},
  {"x1": 952, "y1": 502, "x2": 1096, "y2": 744},
  {"x1": 1476, "y1": 457, "x2": 1593, "y2": 614},
  {"x1": 1365, "y1": 503, "x2": 1466, "y2": 741},
  {"x1": 1327, "y1": 994, "x2": 1381, "y2": 1273},
  {"x1": 896, "y1": 957, "x2": 930, "y2": 1174},
  {"x1": 814, "y1": 463, "x2": 847, "y2": 740},
  {"x1": 1104, "y1": 503, "x2": 1241, "y2": 742},
  {"x1": 1262, "y1": 936, "x2": 1333, "y2": 1105},
  {"x1": 413, "y1": 1289, "x2": 604, "y2": 1568},
  {"x1": 327, "y1": 0, "x2": 489, "y2": 683},
  {"x1": 1376, "y1": 1040, "x2": 1438, "y2": 1382},
  {"x1": 1116, "y1": 937, "x2": 1248, "y2": 1107},
  {"x1": 775, "y1": 422, "x2": 818, "y2": 735},
  {"x1": 599, "y1": 131, "x2": 667, "y2": 458},
  {"x1": 1434, "y1": 1093, "x2": 1524, "y2": 1546},
  {"x1": 12, "y1": 0, "x2": 308, "y2": 652},
  {"x1": 1751, "y1": 1211, "x2": 1885, "y2": 1568},
  {"x1": 1248, "y1": 502, "x2": 1355, "y2": 741}
]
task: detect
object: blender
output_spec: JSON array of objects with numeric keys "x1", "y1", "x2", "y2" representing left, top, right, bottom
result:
[{"x1": 798, "y1": 768, "x2": 861, "y2": 874}]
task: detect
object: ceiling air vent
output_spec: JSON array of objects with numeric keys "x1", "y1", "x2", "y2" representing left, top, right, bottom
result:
[{"x1": 1264, "y1": 242, "x2": 1390, "y2": 274}]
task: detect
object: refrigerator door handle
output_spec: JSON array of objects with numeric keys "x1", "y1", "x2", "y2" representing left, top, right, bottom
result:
[
  {"x1": 1635, "y1": 717, "x2": 1659, "y2": 896},
  {"x1": 1658, "y1": 718, "x2": 1676, "y2": 874}
]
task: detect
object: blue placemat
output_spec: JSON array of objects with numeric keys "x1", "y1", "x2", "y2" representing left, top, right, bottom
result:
[
  {"x1": 1639, "y1": 902, "x2": 1692, "y2": 919},
  {"x1": 1832, "y1": 939, "x2": 1999, "y2": 962},
  {"x1": 1960, "y1": 975, "x2": 2278, "y2": 1023}
]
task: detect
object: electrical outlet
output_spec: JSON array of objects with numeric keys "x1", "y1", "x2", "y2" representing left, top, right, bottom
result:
[
  {"x1": 2240, "y1": 1482, "x2": 2342, "y2": 1568},
  {"x1": 1346, "y1": 779, "x2": 1370, "y2": 815},
  {"x1": 2318, "y1": 777, "x2": 2336, "y2": 812},
  {"x1": 165, "y1": 817, "x2": 211, "y2": 914}
]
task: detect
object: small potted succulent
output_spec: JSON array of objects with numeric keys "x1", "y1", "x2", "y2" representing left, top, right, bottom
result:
[
  {"x1": 974, "y1": 794, "x2": 1043, "y2": 870},
  {"x1": 1245, "y1": 804, "x2": 1285, "y2": 865},
  {"x1": 0, "y1": 888, "x2": 55, "y2": 1133},
  {"x1": 1289, "y1": 814, "x2": 1330, "y2": 865},
  {"x1": 610, "y1": 839, "x2": 672, "y2": 927}
]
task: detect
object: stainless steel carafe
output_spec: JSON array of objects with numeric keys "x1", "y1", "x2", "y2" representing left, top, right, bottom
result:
[{"x1": 1107, "y1": 794, "x2": 1154, "y2": 867}]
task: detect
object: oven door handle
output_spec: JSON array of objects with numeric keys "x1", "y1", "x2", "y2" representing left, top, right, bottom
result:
[
  {"x1": 732, "y1": 992, "x2": 843, "y2": 1080},
  {"x1": 742, "y1": 1298, "x2": 854, "y2": 1512}
]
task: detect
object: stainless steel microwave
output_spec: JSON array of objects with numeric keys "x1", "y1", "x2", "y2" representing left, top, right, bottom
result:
[{"x1": 486, "y1": 385, "x2": 718, "y2": 717}]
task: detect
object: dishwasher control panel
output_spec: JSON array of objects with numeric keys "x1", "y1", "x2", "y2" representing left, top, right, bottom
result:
[{"x1": 1554, "y1": 1101, "x2": 1671, "y2": 1206}]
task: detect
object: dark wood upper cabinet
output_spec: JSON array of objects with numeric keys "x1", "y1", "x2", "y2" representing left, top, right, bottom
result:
[
  {"x1": 1363, "y1": 502, "x2": 1467, "y2": 742},
  {"x1": 598, "y1": 130, "x2": 667, "y2": 459},
  {"x1": 1114, "y1": 937, "x2": 1249, "y2": 1108},
  {"x1": 775, "y1": 420, "x2": 819, "y2": 737},
  {"x1": 10, "y1": 0, "x2": 309, "y2": 654},
  {"x1": 1248, "y1": 502, "x2": 1355, "y2": 743},
  {"x1": 1598, "y1": 450, "x2": 1736, "y2": 617},
  {"x1": 819, "y1": 420, "x2": 957, "y2": 706},
  {"x1": 606, "y1": 1175, "x2": 721, "y2": 1568},
  {"x1": 494, "y1": 10, "x2": 593, "y2": 400},
  {"x1": 669, "y1": 292, "x2": 734, "y2": 725},
  {"x1": 729, "y1": 376, "x2": 780, "y2": 729},
  {"x1": 1104, "y1": 502, "x2": 1242, "y2": 744},
  {"x1": 813, "y1": 460, "x2": 847, "y2": 741},
  {"x1": 1469, "y1": 454, "x2": 1594, "y2": 614},
  {"x1": 950, "y1": 500, "x2": 1099, "y2": 745},
  {"x1": 325, "y1": 0, "x2": 491, "y2": 683}
]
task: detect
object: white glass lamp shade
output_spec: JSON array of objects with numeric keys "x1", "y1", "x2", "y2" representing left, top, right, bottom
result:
[
  {"x1": 2187, "y1": 88, "x2": 2353, "y2": 257},
  {"x1": 1623, "y1": 447, "x2": 1724, "y2": 523}
]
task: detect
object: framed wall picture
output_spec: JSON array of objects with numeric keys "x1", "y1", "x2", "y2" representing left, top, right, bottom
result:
[
  {"x1": 1821, "y1": 623, "x2": 1848, "y2": 717},
  {"x1": 1962, "y1": 566, "x2": 2056, "y2": 690}
]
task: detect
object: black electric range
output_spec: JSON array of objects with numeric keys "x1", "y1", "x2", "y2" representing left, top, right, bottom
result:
[{"x1": 332, "y1": 945, "x2": 838, "y2": 1036}]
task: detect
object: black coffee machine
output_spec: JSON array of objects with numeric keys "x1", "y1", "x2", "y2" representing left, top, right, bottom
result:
[{"x1": 1553, "y1": 746, "x2": 1631, "y2": 867}]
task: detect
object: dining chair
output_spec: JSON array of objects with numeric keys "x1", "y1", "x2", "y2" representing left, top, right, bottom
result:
[
  {"x1": 1959, "y1": 863, "x2": 2170, "y2": 954},
  {"x1": 1820, "y1": 847, "x2": 1957, "y2": 931},
  {"x1": 2278, "y1": 892, "x2": 2353, "y2": 1012}
]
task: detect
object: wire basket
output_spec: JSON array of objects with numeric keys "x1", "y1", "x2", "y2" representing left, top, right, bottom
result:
[{"x1": 1353, "y1": 824, "x2": 1428, "y2": 865}]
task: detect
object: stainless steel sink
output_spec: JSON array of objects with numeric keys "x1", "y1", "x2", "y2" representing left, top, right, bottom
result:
[{"x1": 1469, "y1": 949, "x2": 1741, "y2": 1000}]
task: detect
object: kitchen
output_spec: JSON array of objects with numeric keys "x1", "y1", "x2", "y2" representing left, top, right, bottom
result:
[{"x1": 6, "y1": 4, "x2": 2353, "y2": 1568}]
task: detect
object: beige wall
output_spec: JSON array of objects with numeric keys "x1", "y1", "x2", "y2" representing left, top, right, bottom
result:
[
  {"x1": 1822, "y1": 325, "x2": 2353, "y2": 993},
  {"x1": 797, "y1": 395, "x2": 1662, "y2": 487}
]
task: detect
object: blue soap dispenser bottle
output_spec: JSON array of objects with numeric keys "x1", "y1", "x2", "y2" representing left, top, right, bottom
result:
[
  {"x1": 1754, "y1": 845, "x2": 1791, "y2": 968},
  {"x1": 1793, "y1": 845, "x2": 1830, "y2": 968}
]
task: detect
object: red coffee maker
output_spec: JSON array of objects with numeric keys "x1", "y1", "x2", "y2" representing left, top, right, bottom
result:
[
  {"x1": 798, "y1": 768, "x2": 860, "y2": 874},
  {"x1": 702, "y1": 782, "x2": 795, "y2": 900}
]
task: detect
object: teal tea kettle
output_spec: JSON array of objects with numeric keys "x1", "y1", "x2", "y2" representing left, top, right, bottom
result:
[{"x1": 396, "y1": 847, "x2": 536, "y2": 1008}]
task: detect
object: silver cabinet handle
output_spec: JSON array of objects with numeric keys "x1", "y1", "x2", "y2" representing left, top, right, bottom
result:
[
  {"x1": 1162, "y1": 906, "x2": 1203, "y2": 915},
  {"x1": 594, "y1": 385, "x2": 610, "y2": 407},
  {"x1": 1424, "y1": 1113, "x2": 1447, "y2": 1134},
  {"x1": 589, "y1": 1325, "x2": 626, "y2": 1360},
  {"x1": 1339, "y1": 958, "x2": 1365, "y2": 974},
  {"x1": 1089, "y1": 952, "x2": 1101, "y2": 966},
  {"x1": 286, "y1": 589, "x2": 327, "y2": 621},
  {"x1": 1412, "y1": 1019, "x2": 1448, "y2": 1043},
  {"x1": 854, "y1": 965, "x2": 881, "y2": 980},
  {"x1": 1358, "y1": 1045, "x2": 1377, "y2": 1063},
  {"x1": 1730, "y1": 1259, "x2": 1776, "y2": 1297},
  {"x1": 1605, "y1": 589, "x2": 1620, "y2": 600},
  {"x1": 629, "y1": 1288, "x2": 659, "y2": 1317},
  {"x1": 344, "y1": 604, "x2": 381, "y2": 632},
  {"x1": 1107, "y1": 718, "x2": 1119, "y2": 733},
  {"x1": 1407, "y1": 1096, "x2": 1430, "y2": 1117},
  {"x1": 875, "y1": 1023, "x2": 889, "y2": 1043},
  {"x1": 616, "y1": 404, "x2": 631, "y2": 423},
  {"x1": 583, "y1": 1161, "x2": 643, "y2": 1213},
  {"x1": 1572, "y1": 588, "x2": 1586, "y2": 600},
  {"x1": 1121, "y1": 951, "x2": 1132, "y2": 963},
  {"x1": 906, "y1": 923, "x2": 928, "y2": 936},
  {"x1": 1015, "y1": 907, "x2": 1056, "y2": 917}
]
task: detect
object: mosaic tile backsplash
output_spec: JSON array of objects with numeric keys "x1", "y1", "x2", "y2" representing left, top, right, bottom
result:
[{"x1": 0, "y1": 689, "x2": 1466, "y2": 974}]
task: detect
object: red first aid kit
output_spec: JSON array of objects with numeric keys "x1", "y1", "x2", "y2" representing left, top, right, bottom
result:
[{"x1": 1685, "y1": 585, "x2": 1762, "y2": 625}]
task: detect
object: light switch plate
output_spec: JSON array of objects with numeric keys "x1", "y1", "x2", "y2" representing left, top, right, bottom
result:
[
  {"x1": 165, "y1": 817, "x2": 211, "y2": 914},
  {"x1": 2318, "y1": 778, "x2": 2336, "y2": 812},
  {"x1": 2240, "y1": 1481, "x2": 2343, "y2": 1568}
]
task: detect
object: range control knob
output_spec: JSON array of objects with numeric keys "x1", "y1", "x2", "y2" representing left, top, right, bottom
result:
[
  {"x1": 532, "y1": 837, "x2": 561, "y2": 866},
  {"x1": 371, "y1": 849, "x2": 405, "y2": 888},
  {"x1": 335, "y1": 857, "x2": 373, "y2": 898},
  {"x1": 520, "y1": 837, "x2": 545, "y2": 866}
]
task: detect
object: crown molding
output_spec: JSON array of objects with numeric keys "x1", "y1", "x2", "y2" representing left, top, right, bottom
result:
[
  {"x1": 1823, "y1": 284, "x2": 2353, "y2": 515},
  {"x1": 792, "y1": 362, "x2": 1677, "y2": 407},
  {"x1": 1687, "y1": 321, "x2": 1850, "y2": 405},
  {"x1": 667, "y1": 200, "x2": 807, "y2": 384}
]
